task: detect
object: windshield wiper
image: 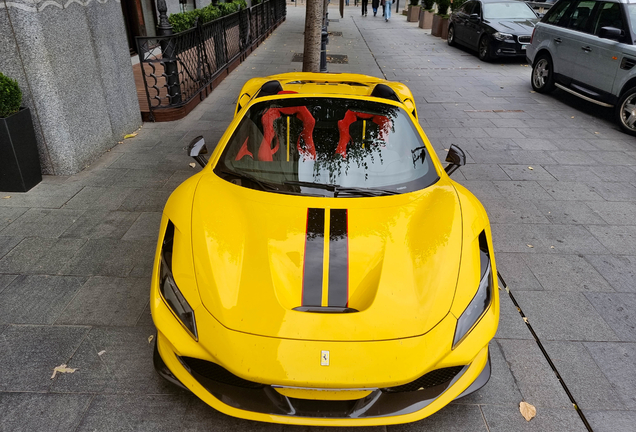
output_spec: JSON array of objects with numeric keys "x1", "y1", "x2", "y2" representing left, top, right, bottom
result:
[
  {"x1": 283, "y1": 180, "x2": 398, "y2": 197},
  {"x1": 219, "y1": 169, "x2": 280, "y2": 191}
]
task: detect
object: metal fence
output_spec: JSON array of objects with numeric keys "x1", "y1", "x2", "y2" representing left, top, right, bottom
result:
[{"x1": 136, "y1": 0, "x2": 286, "y2": 120}]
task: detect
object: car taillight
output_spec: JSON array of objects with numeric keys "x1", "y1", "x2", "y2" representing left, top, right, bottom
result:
[{"x1": 530, "y1": 27, "x2": 536, "y2": 44}]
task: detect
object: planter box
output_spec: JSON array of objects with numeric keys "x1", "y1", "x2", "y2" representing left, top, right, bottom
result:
[
  {"x1": 0, "y1": 107, "x2": 42, "y2": 192},
  {"x1": 419, "y1": 9, "x2": 434, "y2": 28},
  {"x1": 407, "y1": 5, "x2": 421, "y2": 22},
  {"x1": 431, "y1": 14, "x2": 442, "y2": 36},
  {"x1": 440, "y1": 17, "x2": 449, "y2": 38}
]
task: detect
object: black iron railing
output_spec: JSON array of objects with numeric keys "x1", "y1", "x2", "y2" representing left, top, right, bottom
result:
[{"x1": 136, "y1": 0, "x2": 286, "y2": 120}]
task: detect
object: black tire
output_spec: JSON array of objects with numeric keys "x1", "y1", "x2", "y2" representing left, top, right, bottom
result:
[
  {"x1": 615, "y1": 86, "x2": 636, "y2": 136},
  {"x1": 531, "y1": 54, "x2": 555, "y2": 94},
  {"x1": 478, "y1": 35, "x2": 492, "y2": 61},
  {"x1": 448, "y1": 24, "x2": 456, "y2": 47}
]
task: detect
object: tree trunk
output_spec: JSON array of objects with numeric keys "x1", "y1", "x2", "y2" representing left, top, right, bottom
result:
[{"x1": 303, "y1": 0, "x2": 323, "y2": 72}]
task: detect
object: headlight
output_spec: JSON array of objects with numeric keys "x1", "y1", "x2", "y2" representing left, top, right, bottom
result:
[
  {"x1": 159, "y1": 221, "x2": 198, "y2": 340},
  {"x1": 492, "y1": 32, "x2": 514, "y2": 41},
  {"x1": 453, "y1": 233, "x2": 493, "y2": 349}
]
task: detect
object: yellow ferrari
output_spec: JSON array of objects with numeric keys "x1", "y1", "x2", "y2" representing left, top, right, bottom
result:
[{"x1": 151, "y1": 72, "x2": 499, "y2": 426}]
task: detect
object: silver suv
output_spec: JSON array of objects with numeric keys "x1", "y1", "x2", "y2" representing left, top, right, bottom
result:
[{"x1": 526, "y1": 0, "x2": 636, "y2": 135}]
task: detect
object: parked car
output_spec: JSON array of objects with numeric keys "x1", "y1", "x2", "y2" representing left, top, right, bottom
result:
[
  {"x1": 151, "y1": 72, "x2": 500, "y2": 426},
  {"x1": 448, "y1": 0, "x2": 540, "y2": 61},
  {"x1": 527, "y1": 0, "x2": 636, "y2": 136}
]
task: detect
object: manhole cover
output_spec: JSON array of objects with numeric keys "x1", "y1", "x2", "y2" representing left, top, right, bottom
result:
[{"x1": 291, "y1": 53, "x2": 349, "y2": 64}]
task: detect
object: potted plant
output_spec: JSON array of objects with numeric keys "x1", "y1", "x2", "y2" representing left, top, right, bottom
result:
[
  {"x1": 419, "y1": 0, "x2": 435, "y2": 29},
  {"x1": 0, "y1": 73, "x2": 42, "y2": 192},
  {"x1": 431, "y1": 0, "x2": 450, "y2": 37},
  {"x1": 407, "y1": 0, "x2": 421, "y2": 22}
]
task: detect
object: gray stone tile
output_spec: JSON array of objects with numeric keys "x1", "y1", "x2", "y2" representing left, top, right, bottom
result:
[
  {"x1": 388, "y1": 404, "x2": 487, "y2": 431},
  {"x1": 62, "y1": 186, "x2": 135, "y2": 210},
  {"x1": 136, "y1": 302, "x2": 153, "y2": 326},
  {"x1": 0, "y1": 238, "x2": 86, "y2": 274},
  {"x1": 522, "y1": 254, "x2": 613, "y2": 292},
  {"x1": 464, "y1": 149, "x2": 517, "y2": 164},
  {"x1": 511, "y1": 138, "x2": 559, "y2": 151},
  {"x1": 0, "y1": 393, "x2": 92, "y2": 432},
  {"x1": 496, "y1": 289, "x2": 534, "y2": 340},
  {"x1": 51, "y1": 326, "x2": 177, "y2": 395},
  {"x1": 491, "y1": 224, "x2": 608, "y2": 255},
  {"x1": 482, "y1": 199, "x2": 549, "y2": 225},
  {"x1": 509, "y1": 150, "x2": 558, "y2": 165},
  {"x1": 543, "y1": 165, "x2": 603, "y2": 182},
  {"x1": 499, "y1": 165, "x2": 555, "y2": 181},
  {"x1": 458, "y1": 164, "x2": 510, "y2": 180},
  {"x1": 538, "y1": 181, "x2": 604, "y2": 201},
  {"x1": 456, "y1": 181, "x2": 506, "y2": 201},
  {"x1": 586, "y1": 202, "x2": 636, "y2": 225},
  {"x1": 0, "y1": 274, "x2": 17, "y2": 294},
  {"x1": 493, "y1": 181, "x2": 555, "y2": 201},
  {"x1": 61, "y1": 238, "x2": 156, "y2": 277},
  {"x1": 182, "y1": 397, "x2": 285, "y2": 432},
  {"x1": 122, "y1": 212, "x2": 162, "y2": 241},
  {"x1": 586, "y1": 410, "x2": 636, "y2": 432},
  {"x1": 587, "y1": 225, "x2": 636, "y2": 255},
  {"x1": 480, "y1": 405, "x2": 586, "y2": 432},
  {"x1": 585, "y1": 293, "x2": 636, "y2": 342},
  {"x1": 60, "y1": 210, "x2": 140, "y2": 239},
  {"x1": 56, "y1": 276, "x2": 150, "y2": 326},
  {"x1": 585, "y1": 255, "x2": 636, "y2": 293},
  {"x1": 496, "y1": 339, "x2": 573, "y2": 408},
  {"x1": 591, "y1": 165, "x2": 636, "y2": 182},
  {"x1": 549, "y1": 151, "x2": 598, "y2": 165},
  {"x1": 0, "y1": 183, "x2": 83, "y2": 209},
  {"x1": 534, "y1": 201, "x2": 606, "y2": 225},
  {"x1": 0, "y1": 236, "x2": 22, "y2": 260},
  {"x1": 585, "y1": 181, "x2": 636, "y2": 201},
  {"x1": 584, "y1": 342, "x2": 636, "y2": 409},
  {"x1": 0, "y1": 208, "x2": 85, "y2": 238},
  {"x1": 0, "y1": 207, "x2": 27, "y2": 231},
  {"x1": 514, "y1": 292, "x2": 619, "y2": 341},
  {"x1": 588, "y1": 151, "x2": 636, "y2": 166},
  {"x1": 543, "y1": 341, "x2": 624, "y2": 410},
  {"x1": 110, "y1": 170, "x2": 174, "y2": 189},
  {"x1": 76, "y1": 394, "x2": 190, "y2": 432},
  {"x1": 496, "y1": 253, "x2": 544, "y2": 291},
  {"x1": 118, "y1": 189, "x2": 172, "y2": 212},
  {"x1": 0, "y1": 325, "x2": 89, "y2": 392},
  {"x1": 0, "y1": 275, "x2": 86, "y2": 325}
]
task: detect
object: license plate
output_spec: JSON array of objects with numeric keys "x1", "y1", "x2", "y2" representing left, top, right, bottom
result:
[{"x1": 521, "y1": 44, "x2": 527, "y2": 50}]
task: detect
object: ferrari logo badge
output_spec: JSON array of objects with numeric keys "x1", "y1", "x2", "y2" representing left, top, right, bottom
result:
[{"x1": 321, "y1": 350, "x2": 330, "y2": 366}]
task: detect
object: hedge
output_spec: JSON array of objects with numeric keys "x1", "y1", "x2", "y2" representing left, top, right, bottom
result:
[
  {"x1": 0, "y1": 73, "x2": 22, "y2": 119},
  {"x1": 168, "y1": 0, "x2": 248, "y2": 33}
]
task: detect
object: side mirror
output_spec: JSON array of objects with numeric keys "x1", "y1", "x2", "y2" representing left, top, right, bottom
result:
[
  {"x1": 444, "y1": 144, "x2": 466, "y2": 176},
  {"x1": 187, "y1": 136, "x2": 208, "y2": 168},
  {"x1": 598, "y1": 26, "x2": 623, "y2": 41},
  {"x1": 469, "y1": 13, "x2": 480, "y2": 21}
]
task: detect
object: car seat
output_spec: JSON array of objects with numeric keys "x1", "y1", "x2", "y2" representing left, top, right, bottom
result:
[{"x1": 335, "y1": 110, "x2": 392, "y2": 158}]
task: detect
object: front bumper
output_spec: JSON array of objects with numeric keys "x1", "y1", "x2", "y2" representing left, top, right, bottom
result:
[
  {"x1": 151, "y1": 280, "x2": 498, "y2": 426},
  {"x1": 489, "y1": 38, "x2": 529, "y2": 57}
]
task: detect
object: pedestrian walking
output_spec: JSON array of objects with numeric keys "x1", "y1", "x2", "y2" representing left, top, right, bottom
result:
[
  {"x1": 372, "y1": 0, "x2": 379, "y2": 15},
  {"x1": 385, "y1": 0, "x2": 392, "y2": 20},
  {"x1": 381, "y1": 0, "x2": 385, "y2": 16},
  {"x1": 346, "y1": 0, "x2": 349, "y2": 5},
  {"x1": 361, "y1": 0, "x2": 368, "y2": 15}
]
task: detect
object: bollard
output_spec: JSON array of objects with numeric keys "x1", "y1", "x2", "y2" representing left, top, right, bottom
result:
[{"x1": 320, "y1": 27, "x2": 329, "y2": 72}]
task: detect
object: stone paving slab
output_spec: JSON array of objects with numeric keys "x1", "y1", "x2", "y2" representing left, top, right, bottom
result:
[{"x1": 1, "y1": 2, "x2": 635, "y2": 431}]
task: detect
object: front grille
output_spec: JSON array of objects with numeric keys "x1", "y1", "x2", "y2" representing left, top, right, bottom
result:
[
  {"x1": 382, "y1": 366, "x2": 464, "y2": 393},
  {"x1": 518, "y1": 35, "x2": 531, "y2": 43},
  {"x1": 180, "y1": 357, "x2": 264, "y2": 389}
]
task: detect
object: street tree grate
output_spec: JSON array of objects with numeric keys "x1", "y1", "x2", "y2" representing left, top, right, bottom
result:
[{"x1": 291, "y1": 53, "x2": 349, "y2": 63}]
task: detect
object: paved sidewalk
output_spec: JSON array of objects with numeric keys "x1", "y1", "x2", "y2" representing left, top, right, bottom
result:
[{"x1": 1, "y1": 3, "x2": 635, "y2": 431}]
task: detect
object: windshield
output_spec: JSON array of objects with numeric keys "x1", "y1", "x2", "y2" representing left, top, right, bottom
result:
[
  {"x1": 484, "y1": 2, "x2": 537, "y2": 19},
  {"x1": 214, "y1": 97, "x2": 439, "y2": 197},
  {"x1": 626, "y1": 4, "x2": 636, "y2": 36}
]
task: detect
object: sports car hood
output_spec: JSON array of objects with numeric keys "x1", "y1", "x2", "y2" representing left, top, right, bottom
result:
[
  {"x1": 190, "y1": 174, "x2": 463, "y2": 341},
  {"x1": 486, "y1": 18, "x2": 537, "y2": 35}
]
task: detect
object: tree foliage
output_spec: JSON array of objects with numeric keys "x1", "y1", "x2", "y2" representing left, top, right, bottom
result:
[
  {"x1": 168, "y1": 0, "x2": 247, "y2": 33},
  {"x1": 0, "y1": 73, "x2": 22, "y2": 118}
]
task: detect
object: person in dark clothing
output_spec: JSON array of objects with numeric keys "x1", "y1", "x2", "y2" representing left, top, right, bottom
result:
[
  {"x1": 361, "y1": 0, "x2": 368, "y2": 15},
  {"x1": 372, "y1": 0, "x2": 379, "y2": 16}
]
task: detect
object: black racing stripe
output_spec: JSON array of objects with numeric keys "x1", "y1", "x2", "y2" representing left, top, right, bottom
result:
[
  {"x1": 302, "y1": 208, "x2": 325, "y2": 306},
  {"x1": 328, "y1": 209, "x2": 349, "y2": 307}
]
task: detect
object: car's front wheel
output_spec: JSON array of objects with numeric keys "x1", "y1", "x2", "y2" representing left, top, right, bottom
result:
[
  {"x1": 478, "y1": 35, "x2": 492, "y2": 61},
  {"x1": 616, "y1": 86, "x2": 636, "y2": 136},
  {"x1": 448, "y1": 25, "x2": 456, "y2": 47},
  {"x1": 531, "y1": 54, "x2": 555, "y2": 93}
]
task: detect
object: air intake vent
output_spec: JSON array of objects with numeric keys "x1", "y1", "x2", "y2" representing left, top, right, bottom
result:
[
  {"x1": 382, "y1": 366, "x2": 464, "y2": 393},
  {"x1": 518, "y1": 35, "x2": 531, "y2": 43},
  {"x1": 180, "y1": 357, "x2": 265, "y2": 389},
  {"x1": 621, "y1": 57, "x2": 636, "y2": 70}
]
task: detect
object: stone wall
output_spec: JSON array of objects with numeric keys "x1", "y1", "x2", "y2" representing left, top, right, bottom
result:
[{"x1": 0, "y1": 0, "x2": 141, "y2": 175}]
